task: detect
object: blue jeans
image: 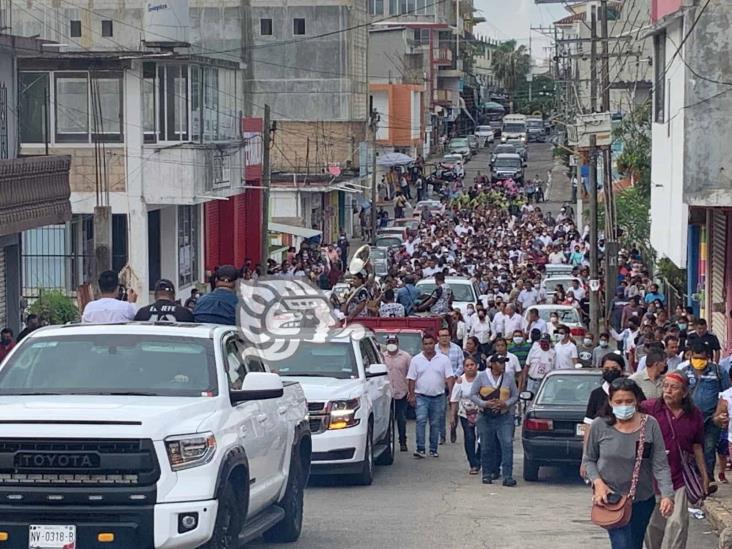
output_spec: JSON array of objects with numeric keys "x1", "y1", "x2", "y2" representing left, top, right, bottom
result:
[
  {"x1": 607, "y1": 496, "x2": 656, "y2": 549},
  {"x1": 394, "y1": 397, "x2": 408, "y2": 444},
  {"x1": 703, "y1": 421, "x2": 721, "y2": 481},
  {"x1": 478, "y1": 412, "x2": 514, "y2": 480},
  {"x1": 415, "y1": 394, "x2": 442, "y2": 453},
  {"x1": 459, "y1": 416, "x2": 480, "y2": 469},
  {"x1": 439, "y1": 392, "x2": 448, "y2": 441}
]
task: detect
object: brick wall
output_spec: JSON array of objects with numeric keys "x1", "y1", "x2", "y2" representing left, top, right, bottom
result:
[
  {"x1": 270, "y1": 121, "x2": 367, "y2": 173},
  {"x1": 20, "y1": 147, "x2": 126, "y2": 194}
]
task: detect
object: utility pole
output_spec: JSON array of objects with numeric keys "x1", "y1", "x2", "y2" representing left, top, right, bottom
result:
[
  {"x1": 260, "y1": 104, "x2": 271, "y2": 267},
  {"x1": 590, "y1": 5, "x2": 597, "y2": 113},
  {"x1": 369, "y1": 108, "x2": 379, "y2": 245},
  {"x1": 589, "y1": 134, "x2": 599, "y2": 337}
]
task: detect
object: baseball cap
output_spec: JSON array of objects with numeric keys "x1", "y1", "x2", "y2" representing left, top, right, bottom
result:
[
  {"x1": 489, "y1": 354, "x2": 509, "y2": 363},
  {"x1": 217, "y1": 265, "x2": 240, "y2": 283},
  {"x1": 154, "y1": 279, "x2": 176, "y2": 293},
  {"x1": 540, "y1": 333, "x2": 552, "y2": 342},
  {"x1": 385, "y1": 334, "x2": 399, "y2": 343}
]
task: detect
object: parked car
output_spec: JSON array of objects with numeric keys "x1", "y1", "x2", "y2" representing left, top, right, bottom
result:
[
  {"x1": 370, "y1": 246, "x2": 391, "y2": 278},
  {"x1": 491, "y1": 153, "x2": 525, "y2": 183},
  {"x1": 521, "y1": 369, "x2": 603, "y2": 481},
  {"x1": 440, "y1": 153, "x2": 465, "y2": 177},
  {"x1": 523, "y1": 304, "x2": 587, "y2": 338},
  {"x1": 448, "y1": 138, "x2": 472, "y2": 161},
  {"x1": 474, "y1": 125, "x2": 495, "y2": 147},
  {"x1": 415, "y1": 276, "x2": 482, "y2": 318},
  {"x1": 374, "y1": 234, "x2": 404, "y2": 249},
  {"x1": 273, "y1": 329, "x2": 395, "y2": 485},
  {"x1": 490, "y1": 144, "x2": 518, "y2": 165},
  {"x1": 390, "y1": 218, "x2": 420, "y2": 231},
  {"x1": 0, "y1": 323, "x2": 311, "y2": 547}
]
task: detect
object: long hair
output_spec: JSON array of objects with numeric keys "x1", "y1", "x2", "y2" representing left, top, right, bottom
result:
[{"x1": 602, "y1": 378, "x2": 646, "y2": 426}]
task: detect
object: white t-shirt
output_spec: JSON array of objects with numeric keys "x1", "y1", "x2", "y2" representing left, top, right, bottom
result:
[
  {"x1": 555, "y1": 340, "x2": 579, "y2": 370},
  {"x1": 469, "y1": 318, "x2": 492, "y2": 344},
  {"x1": 406, "y1": 352, "x2": 454, "y2": 396},
  {"x1": 82, "y1": 298, "x2": 136, "y2": 324},
  {"x1": 504, "y1": 351, "x2": 522, "y2": 376},
  {"x1": 450, "y1": 376, "x2": 479, "y2": 418},
  {"x1": 526, "y1": 347, "x2": 557, "y2": 379},
  {"x1": 721, "y1": 388, "x2": 732, "y2": 442},
  {"x1": 503, "y1": 314, "x2": 525, "y2": 337}
]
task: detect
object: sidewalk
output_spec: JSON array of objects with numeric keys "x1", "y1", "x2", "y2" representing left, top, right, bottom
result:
[{"x1": 705, "y1": 482, "x2": 732, "y2": 548}]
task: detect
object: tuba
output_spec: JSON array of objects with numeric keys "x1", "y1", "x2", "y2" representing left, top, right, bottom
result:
[{"x1": 349, "y1": 245, "x2": 370, "y2": 275}]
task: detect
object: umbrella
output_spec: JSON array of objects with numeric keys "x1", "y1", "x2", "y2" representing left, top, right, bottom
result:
[{"x1": 376, "y1": 152, "x2": 415, "y2": 167}]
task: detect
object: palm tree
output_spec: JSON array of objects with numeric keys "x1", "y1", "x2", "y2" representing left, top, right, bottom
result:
[{"x1": 491, "y1": 40, "x2": 531, "y2": 92}]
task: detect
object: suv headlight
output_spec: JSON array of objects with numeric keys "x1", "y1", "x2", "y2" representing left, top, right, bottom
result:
[
  {"x1": 165, "y1": 432, "x2": 217, "y2": 471},
  {"x1": 327, "y1": 399, "x2": 361, "y2": 430}
]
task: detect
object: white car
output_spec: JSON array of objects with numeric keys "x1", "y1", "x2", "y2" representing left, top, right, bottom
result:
[
  {"x1": 474, "y1": 125, "x2": 495, "y2": 146},
  {"x1": 542, "y1": 276, "x2": 585, "y2": 301},
  {"x1": 272, "y1": 329, "x2": 394, "y2": 485},
  {"x1": 523, "y1": 304, "x2": 587, "y2": 337},
  {"x1": 0, "y1": 323, "x2": 311, "y2": 548},
  {"x1": 415, "y1": 276, "x2": 482, "y2": 318}
]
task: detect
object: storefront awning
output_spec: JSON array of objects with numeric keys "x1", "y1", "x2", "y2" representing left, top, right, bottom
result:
[{"x1": 269, "y1": 222, "x2": 321, "y2": 238}]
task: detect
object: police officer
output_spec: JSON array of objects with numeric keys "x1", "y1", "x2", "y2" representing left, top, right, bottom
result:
[
  {"x1": 193, "y1": 265, "x2": 239, "y2": 325},
  {"x1": 134, "y1": 279, "x2": 195, "y2": 322}
]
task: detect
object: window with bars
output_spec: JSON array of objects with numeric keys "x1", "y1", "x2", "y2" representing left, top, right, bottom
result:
[{"x1": 178, "y1": 205, "x2": 199, "y2": 287}]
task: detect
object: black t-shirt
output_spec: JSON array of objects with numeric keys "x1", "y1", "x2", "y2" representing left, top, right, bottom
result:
[
  {"x1": 584, "y1": 386, "x2": 609, "y2": 422},
  {"x1": 686, "y1": 332, "x2": 721, "y2": 358},
  {"x1": 134, "y1": 299, "x2": 195, "y2": 322}
]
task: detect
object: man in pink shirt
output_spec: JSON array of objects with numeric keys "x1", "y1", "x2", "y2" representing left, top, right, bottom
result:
[{"x1": 383, "y1": 335, "x2": 412, "y2": 452}]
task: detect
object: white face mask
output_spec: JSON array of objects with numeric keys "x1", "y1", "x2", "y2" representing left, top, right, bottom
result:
[
  {"x1": 583, "y1": 338, "x2": 593, "y2": 347},
  {"x1": 599, "y1": 340, "x2": 609, "y2": 348},
  {"x1": 386, "y1": 344, "x2": 398, "y2": 353},
  {"x1": 513, "y1": 337, "x2": 524, "y2": 344}
]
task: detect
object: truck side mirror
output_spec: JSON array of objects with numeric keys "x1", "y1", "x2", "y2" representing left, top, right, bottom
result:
[{"x1": 230, "y1": 372, "x2": 284, "y2": 404}]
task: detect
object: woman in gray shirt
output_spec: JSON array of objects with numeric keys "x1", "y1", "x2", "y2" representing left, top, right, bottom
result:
[{"x1": 582, "y1": 378, "x2": 674, "y2": 549}]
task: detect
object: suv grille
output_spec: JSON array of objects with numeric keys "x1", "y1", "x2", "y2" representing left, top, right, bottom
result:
[
  {"x1": 0, "y1": 439, "x2": 160, "y2": 487},
  {"x1": 307, "y1": 402, "x2": 328, "y2": 435}
]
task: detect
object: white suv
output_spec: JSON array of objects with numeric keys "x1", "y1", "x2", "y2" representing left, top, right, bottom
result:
[{"x1": 0, "y1": 323, "x2": 310, "y2": 548}]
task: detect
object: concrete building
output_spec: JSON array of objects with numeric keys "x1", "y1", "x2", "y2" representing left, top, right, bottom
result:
[
  {"x1": 554, "y1": 0, "x2": 653, "y2": 116},
  {"x1": 649, "y1": 0, "x2": 732, "y2": 351},
  {"x1": 10, "y1": 0, "x2": 258, "y2": 304},
  {"x1": 0, "y1": 34, "x2": 72, "y2": 333}
]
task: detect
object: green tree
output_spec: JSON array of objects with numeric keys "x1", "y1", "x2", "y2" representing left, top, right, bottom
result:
[
  {"x1": 491, "y1": 40, "x2": 531, "y2": 93},
  {"x1": 28, "y1": 290, "x2": 80, "y2": 325},
  {"x1": 613, "y1": 102, "x2": 651, "y2": 198},
  {"x1": 513, "y1": 74, "x2": 556, "y2": 114}
]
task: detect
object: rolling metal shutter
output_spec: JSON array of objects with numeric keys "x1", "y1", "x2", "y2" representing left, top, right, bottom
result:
[{"x1": 710, "y1": 210, "x2": 727, "y2": 350}]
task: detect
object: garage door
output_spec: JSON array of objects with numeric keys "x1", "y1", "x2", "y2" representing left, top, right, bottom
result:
[{"x1": 710, "y1": 210, "x2": 727, "y2": 350}]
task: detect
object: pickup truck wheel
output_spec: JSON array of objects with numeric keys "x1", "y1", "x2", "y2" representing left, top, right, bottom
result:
[
  {"x1": 375, "y1": 411, "x2": 395, "y2": 466},
  {"x1": 352, "y1": 424, "x2": 374, "y2": 486},
  {"x1": 201, "y1": 482, "x2": 242, "y2": 549},
  {"x1": 263, "y1": 447, "x2": 304, "y2": 543}
]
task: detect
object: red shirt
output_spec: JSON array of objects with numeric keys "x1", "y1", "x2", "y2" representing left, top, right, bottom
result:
[
  {"x1": 0, "y1": 341, "x2": 14, "y2": 362},
  {"x1": 640, "y1": 398, "x2": 704, "y2": 491}
]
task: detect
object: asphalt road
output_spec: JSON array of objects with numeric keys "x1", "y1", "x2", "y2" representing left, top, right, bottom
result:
[{"x1": 250, "y1": 143, "x2": 720, "y2": 549}]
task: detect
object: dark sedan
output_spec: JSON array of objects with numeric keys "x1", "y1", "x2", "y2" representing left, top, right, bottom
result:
[{"x1": 520, "y1": 369, "x2": 602, "y2": 481}]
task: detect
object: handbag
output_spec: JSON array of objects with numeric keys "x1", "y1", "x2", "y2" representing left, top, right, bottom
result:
[
  {"x1": 664, "y1": 407, "x2": 705, "y2": 504},
  {"x1": 591, "y1": 414, "x2": 648, "y2": 529}
]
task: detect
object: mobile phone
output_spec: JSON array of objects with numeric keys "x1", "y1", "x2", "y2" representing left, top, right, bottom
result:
[{"x1": 606, "y1": 492, "x2": 622, "y2": 505}]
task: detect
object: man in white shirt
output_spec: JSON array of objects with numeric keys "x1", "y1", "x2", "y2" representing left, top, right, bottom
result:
[
  {"x1": 525, "y1": 335, "x2": 557, "y2": 393},
  {"x1": 568, "y1": 279, "x2": 586, "y2": 302},
  {"x1": 548, "y1": 246, "x2": 566, "y2": 264},
  {"x1": 407, "y1": 334, "x2": 455, "y2": 458},
  {"x1": 502, "y1": 304, "x2": 524, "y2": 338},
  {"x1": 554, "y1": 325, "x2": 579, "y2": 369},
  {"x1": 517, "y1": 281, "x2": 539, "y2": 310},
  {"x1": 469, "y1": 309, "x2": 493, "y2": 354},
  {"x1": 525, "y1": 308, "x2": 548, "y2": 336},
  {"x1": 82, "y1": 270, "x2": 137, "y2": 324}
]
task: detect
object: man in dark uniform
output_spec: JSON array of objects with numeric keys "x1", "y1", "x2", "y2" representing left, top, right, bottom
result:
[{"x1": 135, "y1": 279, "x2": 194, "y2": 322}]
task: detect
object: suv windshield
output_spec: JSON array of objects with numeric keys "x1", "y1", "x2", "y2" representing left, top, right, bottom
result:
[
  {"x1": 268, "y1": 341, "x2": 358, "y2": 379},
  {"x1": 476, "y1": 126, "x2": 491, "y2": 133},
  {"x1": 0, "y1": 335, "x2": 218, "y2": 397},
  {"x1": 495, "y1": 146, "x2": 516, "y2": 154},
  {"x1": 503, "y1": 123, "x2": 526, "y2": 133},
  {"x1": 495, "y1": 157, "x2": 522, "y2": 169},
  {"x1": 528, "y1": 120, "x2": 544, "y2": 128},
  {"x1": 536, "y1": 374, "x2": 601, "y2": 405},
  {"x1": 449, "y1": 139, "x2": 468, "y2": 147}
]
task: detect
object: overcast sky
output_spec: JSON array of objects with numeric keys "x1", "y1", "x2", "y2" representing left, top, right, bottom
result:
[{"x1": 473, "y1": 0, "x2": 567, "y2": 65}]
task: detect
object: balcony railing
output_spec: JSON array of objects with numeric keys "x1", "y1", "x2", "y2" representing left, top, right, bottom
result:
[
  {"x1": 433, "y1": 48, "x2": 453, "y2": 65},
  {"x1": 0, "y1": 155, "x2": 71, "y2": 236},
  {"x1": 432, "y1": 89, "x2": 455, "y2": 104}
]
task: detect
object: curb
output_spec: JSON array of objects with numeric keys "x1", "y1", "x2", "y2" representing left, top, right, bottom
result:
[{"x1": 704, "y1": 496, "x2": 732, "y2": 548}]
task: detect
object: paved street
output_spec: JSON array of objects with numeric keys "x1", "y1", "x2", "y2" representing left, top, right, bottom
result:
[{"x1": 251, "y1": 142, "x2": 720, "y2": 549}]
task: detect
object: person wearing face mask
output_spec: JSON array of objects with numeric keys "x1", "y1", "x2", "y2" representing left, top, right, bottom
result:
[
  {"x1": 469, "y1": 308, "x2": 493, "y2": 356},
  {"x1": 383, "y1": 335, "x2": 412, "y2": 452},
  {"x1": 630, "y1": 347, "x2": 667, "y2": 400},
  {"x1": 547, "y1": 313, "x2": 560, "y2": 336},
  {"x1": 525, "y1": 334, "x2": 556, "y2": 394},
  {"x1": 554, "y1": 325, "x2": 579, "y2": 370},
  {"x1": 577, "y1": 332, "x2": 596, "y2": 368},
  {"x1": 592, "y1": 333, "x2": 611, "y2": 367},
  {"x1": 450, "y1": 357, "x2": 482, "y2": 474},
  {"x1": 583, "y1": 378, "x2": 674, "y2": 549},
  {"x1": 679, "y1": 340, "x2": 730, "y2": 482}
]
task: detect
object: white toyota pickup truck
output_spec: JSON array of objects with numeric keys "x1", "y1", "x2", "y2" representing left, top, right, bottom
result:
[
  {"x1": 0, "y1": 322, "x2": 310, "y2": 549},
  {"x1": 268, "y1": 329, "x2": 394, "y2": 485}
]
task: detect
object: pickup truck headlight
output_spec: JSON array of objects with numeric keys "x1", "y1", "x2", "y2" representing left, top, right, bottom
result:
[
  {"x1": 165, "y1": 432, "x2": 216, "y2": 471},
  {"x1": 328, "y1": 399, "x2": 361, "y2": 430}
]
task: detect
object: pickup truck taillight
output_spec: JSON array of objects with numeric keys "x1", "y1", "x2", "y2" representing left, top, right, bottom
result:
[
  {"x1": 570, "y1": 326, "x2": 587, "y2": 337},
  {"x1": 524, "y1": 418, "x2": 554, "y2": 432}
]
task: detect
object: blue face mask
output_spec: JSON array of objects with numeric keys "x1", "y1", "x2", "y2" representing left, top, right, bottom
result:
[{"x1": 612, "y1": 404, "x2": 636, "y2": 421}]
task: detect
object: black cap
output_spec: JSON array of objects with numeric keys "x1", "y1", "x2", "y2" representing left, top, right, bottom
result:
[
  {"x1": 217, "y1": 265, "x2": 240, "y2": 283},
  {"x1": 489, "y1": 354, "x2": 509, "y2": 363},
  {"x1": 154, "y1": 279, "x2": 176, "y2": 293},
  {"x1": 385, "y1": 334, "x2": 399, "y2": 343},
  {"x1": 540, "y1": 333, "x2": 552, "y2": 342}
]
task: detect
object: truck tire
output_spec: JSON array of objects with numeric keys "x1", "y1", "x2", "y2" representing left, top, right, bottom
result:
[
  {"x1": 375, "y1": 412, "x2": 395, "y2": 466},
  {"x1": 523, "y1": 455, "x2": 540, "y2": 482},
  {"x1": 263, "y1": 446, "x2": 305, "y2": 543},
  {"x1": 200, "y1": 482, "x2": 243, "y2": 549},
  {"x1": 352, "y1": 423, "x2": 374, "y2": 486}
]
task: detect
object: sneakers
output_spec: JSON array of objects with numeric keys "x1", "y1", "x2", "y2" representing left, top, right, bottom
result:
[
  {"x1": 414, "y1": 450, "x2": 426, "y2": 459},
  {"x1": 469, "y1": 467, "x2": 480, "y2": 475},
  {"x1": 430, "y1": 451, "x2": 439, "y2": 458},
  {"x1": 503, "y1": 478, "x2": 517, "y2": 487},
  {"x1": 482, "y1": 477, "x2": 493, "y2": 484},
  {"x1": 400, "y1": 443, "x2": 408, "y2": 452}
]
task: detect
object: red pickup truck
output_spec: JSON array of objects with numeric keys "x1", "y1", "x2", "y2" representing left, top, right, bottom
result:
[{"x1": 345, "y1": 317, "x2": 442, "y2": 357}]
